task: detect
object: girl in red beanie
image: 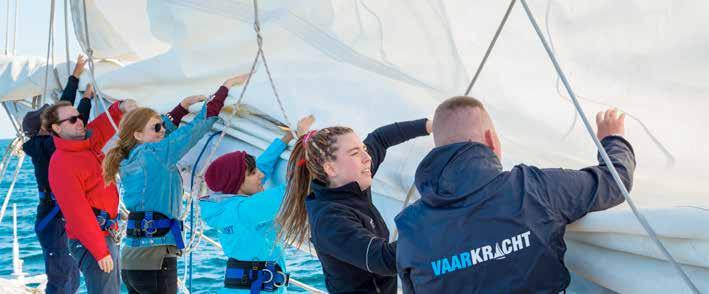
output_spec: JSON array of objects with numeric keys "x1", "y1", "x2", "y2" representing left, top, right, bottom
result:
[{"x1": 200, "y1": 115, "x2": 315, "y2": 293}]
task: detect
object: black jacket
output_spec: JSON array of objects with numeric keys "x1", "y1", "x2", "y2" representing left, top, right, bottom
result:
[
  {"x1": 396, "y1": 136, "x2": 635, "y2": 293},
  {"x1": 306, "y1": 118, "x2": 429, "y2": 293},
  {"x1": 22, "y1": 76, "x2": 91, "y2": 217}
]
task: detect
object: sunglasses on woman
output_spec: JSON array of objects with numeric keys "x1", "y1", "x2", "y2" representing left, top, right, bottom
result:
[
  {"x1": 152, "y1": 122, "x2": 166, "y2": 133},
  {"x1": 57, "y1": 115, "x2": 82, "y2": 125}
]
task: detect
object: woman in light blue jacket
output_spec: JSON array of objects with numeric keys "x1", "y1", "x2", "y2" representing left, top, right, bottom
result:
[
  {"x1": 102, "y1": 74, "x2": 249, "y2": 294},
  {"x1": 200, "y1": 115, "x2": 314, "y2": 294}
]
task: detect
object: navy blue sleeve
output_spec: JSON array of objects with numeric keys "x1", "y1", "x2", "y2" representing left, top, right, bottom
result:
[
  {"x1": 77, "y1": 98, "x2": 92, "y2": 125},
  {"x1": 312, "y1": 207, "x2": 398, "y2": 276},
  {"x1": 533, "y1": 136, "x2": 636, "y2": 223},
  {"x1": 364, "y1": 118, "x2": 429, "y2": 176},
  {"x1": 60, "y1": 76, "x2": 80, "y2": 104}
]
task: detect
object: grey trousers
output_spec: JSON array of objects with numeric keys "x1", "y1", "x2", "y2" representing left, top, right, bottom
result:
[{"x1": 69, "y1": 237, "x2": 121, "y2": 294}]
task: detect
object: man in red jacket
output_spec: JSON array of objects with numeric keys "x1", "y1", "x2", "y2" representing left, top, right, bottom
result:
[{"x1": 44, "y1": 98, "x2": 136, "y2": 294}]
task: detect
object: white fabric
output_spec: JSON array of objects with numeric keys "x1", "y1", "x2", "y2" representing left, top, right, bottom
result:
[{"x1": 1, "y1": 0, "x2": 708, "y2": 292}]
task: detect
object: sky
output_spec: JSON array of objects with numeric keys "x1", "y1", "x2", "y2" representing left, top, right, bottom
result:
[{"x1": 1, "y1": 0, "x2": 82, "y2": 138}]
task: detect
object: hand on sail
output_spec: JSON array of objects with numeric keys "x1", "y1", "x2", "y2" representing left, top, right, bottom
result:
[
  {"x1": 83, "y1": 84, "x2": 94, "y2": 99},
  {"x1": 72, "y1": 54, "x2": 87, "y2": 78},
  {"x1": 282, "y1": 114, "x2": 316, "y2": 144},
  {"x1": 180, "y1": 95, "x2": 206, "y2": 109},
  {"x1": 222, "y1": 73, "x2": 251, "y2": 88},
  {"x1": 119, "y1": 99, "x2": 138, "y2": 113},
  {"x1": 596, "y1": 108, "x2": 625, "y2": 139}
]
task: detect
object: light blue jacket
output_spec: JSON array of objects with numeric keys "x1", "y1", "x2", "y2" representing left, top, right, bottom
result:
[
  {"x1": 200, "y1": 138, "x2": 288, "y2": 293},
  {"x1": 120, "y1": 104, "x2": 217, "y2": 248}
]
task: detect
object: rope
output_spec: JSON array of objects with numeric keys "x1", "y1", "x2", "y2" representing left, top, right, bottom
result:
[
  {"x1": 181, "y1": 1, "x2": 300, "y2": 289},
  {"x1": 80, "y1": 0, "x2": 119, "y2": 131},
  {"x1": 0, "y1": 137, "x2": 20, "y2": 188},
  {"x1": 464, "y1": 0, "x2": 516, "y2": 96},
  {"x1": 252, "y1": 0, "x2": 297, "y2": 139},
  {"x1": 3, "y1": 0, "x2": 8, "y2": 55},
  {"x1": 0, "y1": 152, "x2": 25, "y2": 226},
  {"x1": 64, "y1": 0, "x2": 71, "y2": 76},
  {"x1": 42, "y1": 0, "x2": 57, "y2": 105},
  {"x1": 395, "y1": 0, "x2": 516, "y2": 240},
  {"x1": 518, "y1": 1, "x2": 699, "y2": 292},
  {"x1": 391, "y1": 184, "x2": 418, "y2": 241},
  {"x1": 11, "y1": 0, "x2": 18, "y2": 55}
]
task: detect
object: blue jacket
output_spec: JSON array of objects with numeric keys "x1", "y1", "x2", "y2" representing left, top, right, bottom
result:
[
  {"x1": 395, "y1": 136, "x2": 636, "y2": 293},
  {"x1": 306, "y1": 119, "x2": 429, "y2": 294},
  {"x1": 200, "y1": 138, "x2": 288, "y2": 293},
  {"x1": 120, "y1": 104, "x2": 217, "y2": 248}
]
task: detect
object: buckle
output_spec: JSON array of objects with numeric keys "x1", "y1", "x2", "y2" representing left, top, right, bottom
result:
[
  {"x1": 96, "y1": 215, "x2": 106, "y2": 227},
  {"x1": 273, "y1": 271, "x2": 288, "y2": 288},
  {"x1": 141, "y1": 219, "x2": 157, "y2": 234},
  {"x1": 261, "y1": 269, "x2": 274, "y2": 284},
  {"x1": 108, "y1": 225, "x2": 122, "y2": 244}
]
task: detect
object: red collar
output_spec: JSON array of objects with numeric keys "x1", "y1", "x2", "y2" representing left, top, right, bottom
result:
[{"x1": 52, "y1": 131, "x2": 92, "y2": 152}]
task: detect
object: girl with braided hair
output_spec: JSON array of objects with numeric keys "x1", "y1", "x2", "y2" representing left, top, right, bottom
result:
[{"x1": 277, "y1": 118, "x2": 432, "y2": 294}]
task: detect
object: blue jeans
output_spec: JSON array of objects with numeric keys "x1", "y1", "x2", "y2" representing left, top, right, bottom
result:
[
  {"x1": 69, "y1": 237, "x2": 121, "y2": 294},
  {"x1": 35, "y1": 204, "x2": 80, "y2": 294}
]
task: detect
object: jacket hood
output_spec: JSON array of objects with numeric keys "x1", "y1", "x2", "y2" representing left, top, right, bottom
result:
[{"x1": 415, "y1": 142, "x2": 503, "y2": 208}]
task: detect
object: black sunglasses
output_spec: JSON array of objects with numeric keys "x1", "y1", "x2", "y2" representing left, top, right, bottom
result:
[
  {"x1": 57, "y1": 115, "x2": 81, "y2": 125},
  {"x1": 152, "y1": 122, "x2": 166, "y2": 133}
]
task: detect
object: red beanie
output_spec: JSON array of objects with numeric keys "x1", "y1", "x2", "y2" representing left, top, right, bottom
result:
[{"x1": 205, "y1": 151, "x2": 247, "y2": 194}]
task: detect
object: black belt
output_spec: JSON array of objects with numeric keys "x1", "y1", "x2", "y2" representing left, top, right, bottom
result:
[
  {"x1": 225, "y1": 258, "x2": 289, "y2": 293},
  {"x1": 126, "y1": 211, "x2": 185, "y2": 249}
]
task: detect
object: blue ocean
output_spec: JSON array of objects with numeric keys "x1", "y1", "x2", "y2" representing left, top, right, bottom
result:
[{"x1": 0, "y1": 139, "x2": 326, "y2": 293}]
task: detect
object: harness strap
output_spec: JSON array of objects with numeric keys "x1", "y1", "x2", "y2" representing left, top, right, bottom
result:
[
  {"x1": 126, "y1": 211, "x2": 185, "y2": 249},
  {"x1": 94, "y1": 209, "x2": 119, "y2": 231},
  {"x1": 224, "y1": 259, "x2": 289, "y2": 293},
  {"x1": 35, "y1": 192, "x2": 60, "y2": 232}
]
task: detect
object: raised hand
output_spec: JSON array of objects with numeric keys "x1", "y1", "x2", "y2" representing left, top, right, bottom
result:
[
  {"x1": 180, "y1": 95, "x2": 206, "y2": 109},
  {"x1": 119, "y1": 99, "x2": 138, "y2": 113},
  {"x1": 296, "y1": 115, "x2": 316, "y2": 137},
  {"x1": 72, "y1": 55, "x2": 88, "y2": 78},
  {"x1": 83, "y1": 84, "x2": 94, "y2": 99},
  {"x1": 596, "y1": 108, "x2": 625, "y2": 140},
  {"x1": 222, "y1": 73, "x2": 251, "y2": 88}
]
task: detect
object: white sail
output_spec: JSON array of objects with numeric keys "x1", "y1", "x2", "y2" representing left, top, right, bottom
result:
[{"x1": 1, "y1": 0, "x2": 707, "y2": 292}]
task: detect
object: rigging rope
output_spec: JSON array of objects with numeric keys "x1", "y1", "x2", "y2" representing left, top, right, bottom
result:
[
  {"x1": 3, "y1": 0, "x2": 9, "y2": 55},
  {"x1": 180, "y1": 0, "x2": 300, "y2": 290},
  {"x1": 11, "y1": 0, "x2": 18, "y2": 55},
  {"x1": 464, "y1": 0, "x2": 516, "y2": 96},
  {"x1": 64, "y1": 0, "x2": 71, "y2": 77},
  {"x1": 518, "y1": 1, "x2": 699, "y2": 292},
  {"x1": 396, "y1": 0, "x2": 518, "y2": 241},
  {"x1": 42, "y1": 0, "x2": 57, "y2": 106},
  {"x1": 80, "y1": 0, "x2": 119, "y2": 132}
]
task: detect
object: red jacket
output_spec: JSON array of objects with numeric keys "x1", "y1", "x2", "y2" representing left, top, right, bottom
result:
[{"x1": 49, "y1": 101, "x2": 123, "y2": 261}]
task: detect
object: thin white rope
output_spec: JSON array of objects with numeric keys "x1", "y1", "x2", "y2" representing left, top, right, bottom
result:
[
  {"x1": 11, "y1": 0, "x2": 18, "y2": 55},
  {"x1": 464, "y1": 0, "x2": 516, "y2": 96},
  {"x1": 80, "y1": 0, "x2": 119, "y2": 131},
  {"x1": 42, "y1": 0, "x2": 57, "y2": 105},
  {"x1": 64, "y1": 0, "x2": 71, "y2": 76},
  {"x1": 0, "y1": 152, "x2": 25, "y2": 226},
  {"x1": 0, "y1": 137, "x2": 20, "y2": 188},
  {"x1": 519, "y1": 1, "x2": 699, "y2": 292},
  {"x1": 3, "y1": 0, "x2": 9, "y2": 55}
]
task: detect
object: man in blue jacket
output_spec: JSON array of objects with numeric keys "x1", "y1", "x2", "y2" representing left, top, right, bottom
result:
[{"x1": 395, "y1": 96, "x2": 635, "y2": 293}]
